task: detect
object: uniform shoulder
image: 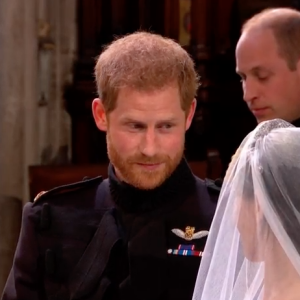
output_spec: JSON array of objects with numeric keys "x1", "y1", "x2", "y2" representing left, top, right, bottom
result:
[{"x1": 32, "y1": 176, "x2": 103, "y2": 206}]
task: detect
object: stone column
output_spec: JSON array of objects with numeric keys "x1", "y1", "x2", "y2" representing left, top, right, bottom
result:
[
  {"x1": 0, "y1": 0, "x2": 76, "y2": 293},
  {"x1": 0, "y1": 0, "x2": 28, "y2": 201},
  {"x1": 0, "y1": 0, "x2": 38, "y2": 293},
  {"x1": 23, "y1": 0, "x2": 39, "y2": 201},
  {"x1": 46, "y1": 0, "x2": 75, "y2": 165}
]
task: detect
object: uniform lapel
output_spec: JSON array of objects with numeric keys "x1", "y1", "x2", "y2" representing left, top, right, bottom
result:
[
  {"x1": 69, "y1": 209, "x2": 121, "y2": 300},
  {"x1": 119, "y1": 217, "x2": 168, "y2": 300}
]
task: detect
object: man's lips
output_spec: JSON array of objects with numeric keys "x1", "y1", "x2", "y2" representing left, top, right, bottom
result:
[
  {"x1": 250, "y1": 107, "x2": 270, "y2": 115},
  {"x1": 135, "y1": 162, "x2": 163, "y2": 170}
]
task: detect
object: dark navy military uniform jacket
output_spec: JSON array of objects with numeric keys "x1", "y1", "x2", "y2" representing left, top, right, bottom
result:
[{"x1": 1, "y1": 159, "x2": 220, "y2": 300}]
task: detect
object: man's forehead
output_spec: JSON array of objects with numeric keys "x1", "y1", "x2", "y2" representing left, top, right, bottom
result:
[
  {"x1": 236, "y1": 29, "x2": 280, "y2": 71},
  {"x1": 237, "y1": 28, "x2": 276, "y2": 49},
  {"x1": 236, "y1": 64, "x2": 270, "y2": 74}
]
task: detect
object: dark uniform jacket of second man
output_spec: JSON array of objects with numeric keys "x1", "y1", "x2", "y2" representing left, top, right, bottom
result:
[{"x1": 2, "y1": 159, "x2": 220, "y2": 300}]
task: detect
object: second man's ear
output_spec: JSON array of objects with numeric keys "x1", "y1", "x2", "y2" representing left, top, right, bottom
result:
[
  {"x1": 185, "y1": 99, "x2": 197, "y2": 130},
  {"x1": 92, "y1": 98, "x2": 108, "y2": 131}
]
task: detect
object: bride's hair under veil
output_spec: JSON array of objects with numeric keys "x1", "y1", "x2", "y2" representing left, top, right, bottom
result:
[{"x1": 193, "y1": 119, "x2": 300, "y2": 300}]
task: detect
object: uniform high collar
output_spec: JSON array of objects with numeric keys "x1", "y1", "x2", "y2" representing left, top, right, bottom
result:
[{"x1": 108, "y1": 158, "x2": 196, "y2": 213}]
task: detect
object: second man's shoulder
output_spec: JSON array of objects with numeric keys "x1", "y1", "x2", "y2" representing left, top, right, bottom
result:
[
  {"x1": 31, "y1": 176, "x2": 105, "y2": 208},
  {"x1": 22, "y1": 176, "x2": 109, "y2": 243}
]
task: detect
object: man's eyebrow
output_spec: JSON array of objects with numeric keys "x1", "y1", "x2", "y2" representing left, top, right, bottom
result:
[
  {"x1": 120, "y1": 117, "x2": 141, "y2": 123},
  {"x1": 236, "y1": 66, "x2": 270, "y2": 76},
  {"x1": 236, "y1": 66, "x2": 269, "y2": 72},
  {"x1": 251, "y1": 66, "x2": 269, "y2": 72},
  {"x1": 120, "y1": 117, "x2": 179, "y2": 124},
  {"x1": 157, "y1": 117, "x2": 178, "y2": 123}
]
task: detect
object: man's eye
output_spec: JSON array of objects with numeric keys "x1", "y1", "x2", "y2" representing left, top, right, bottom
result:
[
  {"x1": 130, "y1": 123, "x2": 143, "y2": 129},
  {"x1": 257, "y1": 76, "x2": 268, "y2": 82},
  {"x1": 255, "y1": 72, "x2": 270, "y2": 81},
  {"x1": 160, "y1": 124, "x2": 173, "y2": 129}
]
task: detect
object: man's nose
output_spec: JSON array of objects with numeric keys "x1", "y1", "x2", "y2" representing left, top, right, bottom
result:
[
  {"x1": 140, "y1": 129, "x2": 158, "y2": 157},
  {"x1": 243, "y1": 79, "x2": 259, "y2": 104}
]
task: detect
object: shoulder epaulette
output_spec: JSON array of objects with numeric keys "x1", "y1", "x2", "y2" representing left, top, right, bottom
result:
[
  {"x1": 205, "y1": 177, "x2": 223, "y2": 193},
  {"x1": 32, "y1": 176, "x2": 103, "y2": 204}
]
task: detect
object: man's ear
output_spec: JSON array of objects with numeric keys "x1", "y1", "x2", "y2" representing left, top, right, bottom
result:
[
  {"x1": 185, "y1": 99, "x2": 197, "y2": 130},
  {"x1": 92, "y1": 98, "x2": 108, "y2": 131}
]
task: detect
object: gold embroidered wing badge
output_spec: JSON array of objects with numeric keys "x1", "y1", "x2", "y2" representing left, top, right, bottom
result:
[{"x1": 171, "y1": 226, "x2": 209, "y2": 241}]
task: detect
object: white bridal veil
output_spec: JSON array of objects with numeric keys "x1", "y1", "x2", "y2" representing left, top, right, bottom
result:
[{"x1": 193, "y1": 119, "x2": 300, "y2": 300}]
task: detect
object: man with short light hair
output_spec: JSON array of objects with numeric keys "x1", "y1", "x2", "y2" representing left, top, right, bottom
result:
[{"x1": 2, "y1": 31, "x2": 219, "y2": 300}]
